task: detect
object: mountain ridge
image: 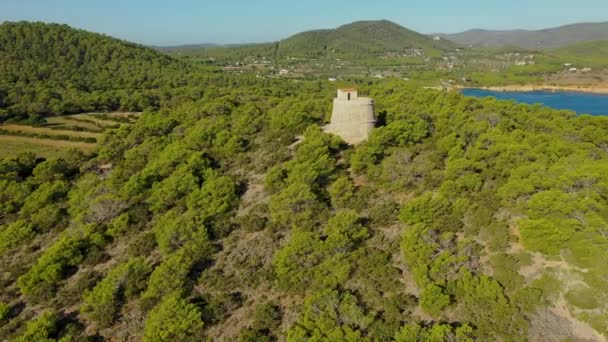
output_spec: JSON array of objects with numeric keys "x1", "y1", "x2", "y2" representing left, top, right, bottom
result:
[
  {"x1": 437, "y1": 21, "x2": 608, "y2": 49},
  {"x1": 185, "y1": 20, "x2": 455, "y2": 59}
]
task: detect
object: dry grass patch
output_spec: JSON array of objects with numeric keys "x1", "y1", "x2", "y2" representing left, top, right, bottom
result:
[
  {"x1": 1, "y1": 124, "x2": 101, "y2": 139},
  {"x1": 73, "y1": 114, "x2": 123, "y2": 127},
  {"x1": 0, "y1": 135, "x2": 96, "y2": 158},
  {"x1": 106, "y1": 112, "x2": 142, "y2": 118},
  {"x1": 46, "y1": 117, "x2": 104, "y2": 131}
]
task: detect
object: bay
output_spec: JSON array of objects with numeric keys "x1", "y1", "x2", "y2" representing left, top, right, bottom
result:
[{"x1": 461, "y1": 88, "x2": 608, "y2": 116}]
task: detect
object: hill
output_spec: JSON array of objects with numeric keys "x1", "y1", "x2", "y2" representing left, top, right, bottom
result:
[
  {"x1": 438, "y1": 21, "x2": 608, "y2": 49},
  {"x1": 0, "y1": 21, "x2": 191, "y2": 121},
  {"x1": 2, "y1": 76, "x2": 607, "y2": 341},
  {"x1": 278, "y1": 20, "x2": 455, "y2": 57},
  {"x1": 552, "y1": 40, "x2": 608, "y2": 57},
  {"x1": 181, "y1": 20, "x2": 455, "y2": 60},
  {"x1": 0, "y1": 23, "x2": 607, "y2": 342}
]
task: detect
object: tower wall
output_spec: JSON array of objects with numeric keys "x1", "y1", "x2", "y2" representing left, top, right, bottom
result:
[
  {"x1": 325, "y1": 92, "x2": 376, "y2": 145},
  {"x1": 337, "y1": 89, "x2": 358, "y2": 100}
]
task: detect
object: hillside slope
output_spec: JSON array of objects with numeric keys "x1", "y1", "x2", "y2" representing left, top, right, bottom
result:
[
  {"x1": 2, "y1": 76, "x2": 607, "y2": 341},
  {"x1": 439, "y1": 22, "x2": 608, "y2": 49},
  {"x1": 183, "y1": 20, "x2": 455, "y2": 59},
  {"x1": 278, "y1": 20, "x2": 454, "y2": 57},
  {"x1": 551, "y1": 40, "x2": 608, "y2": 57},
  {"x1": 0, "y1": 21, "x2": 190, "y2": 121},
  {"x1": 1, "y1": 22, "x2": 607, "y2": 342}
]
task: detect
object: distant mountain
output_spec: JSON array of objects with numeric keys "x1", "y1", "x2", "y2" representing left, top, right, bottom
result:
[
  {"x1": 0, "y1": 21, "x2": 189, "y2": 120},
  {"x1": 437, "y1": 22, "x2": 608, "y2": 49},
  {"x1": 156, "y1": 43, "x2": 218, "y2": 53},
  {"x1": 278, "y1": 20, "x2": 455, "y2": 57},
  {"x1": 184, "y1": 20, "x2": 455, "y2": 59}
]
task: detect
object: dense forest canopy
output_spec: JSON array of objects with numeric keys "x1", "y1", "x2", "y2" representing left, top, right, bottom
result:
[
  {"x1": 169, "y1": 20, "x2": 454, "y2": 60},
  {"x1": 0, "y1": 21, "x2": 197, "y2": 122},
  {"x1": 1, "y1": 21, "x2": 607, "y2": 341}
]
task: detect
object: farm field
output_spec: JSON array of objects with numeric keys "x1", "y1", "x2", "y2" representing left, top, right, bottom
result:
[
  {"x1": 45, "y1": 116, "x2": 104, "y2": 131},
  {"x1": 0, "y1": 112, "x2": 140, "y2": 158},
  {"x1": 1, "y1": 124, "x2": 102, "y2": 139},
  {"x1": 71, "y1": 114, "x2": 125, "y2": 127},
  {"x1": 0, "y1": 135, "x2": 96, "y2": 158}
]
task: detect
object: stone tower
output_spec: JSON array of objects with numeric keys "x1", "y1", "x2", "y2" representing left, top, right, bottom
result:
[{"x1": 324, "y1": 88, "x2": 376, "y2": 145}]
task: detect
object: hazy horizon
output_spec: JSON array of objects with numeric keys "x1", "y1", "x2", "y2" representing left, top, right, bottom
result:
[{"x1": 2, "y1": 0, "x2": 608, "y2": 45}]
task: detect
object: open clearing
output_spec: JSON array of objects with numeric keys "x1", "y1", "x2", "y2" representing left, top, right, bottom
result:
[
  {"x1": 46, "y1": 116, "x2": 104, "y2": 131},
  {"x1": 104, "y1": 112, "x2": 142, "y2": 118},
  {"x1": 72, "y1": 114, "x2": 124, "y2": 126},
  {"x1": 1, "y1": 124, "x2": 101, "y2": 139},
  {"x1": 0, "y1": 135, "x2": 96, "y2": 158},
  {"x1": 0, "y1": 112, "x2": 141, "y2": 159}
]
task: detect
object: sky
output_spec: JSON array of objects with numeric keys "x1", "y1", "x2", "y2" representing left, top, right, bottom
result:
[{"x1": 2, "y1": 0, "x2": 608, "y2": 46}]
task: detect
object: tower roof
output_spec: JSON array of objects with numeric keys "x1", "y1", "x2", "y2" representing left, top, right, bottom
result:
[{"x1": 339, "y1": 87, "x2": 357, "y2": 92}]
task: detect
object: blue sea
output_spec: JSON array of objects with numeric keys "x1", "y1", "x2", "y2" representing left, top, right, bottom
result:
[{"x1": 461, "y1": 88, "x2": 608, "y2": 116}]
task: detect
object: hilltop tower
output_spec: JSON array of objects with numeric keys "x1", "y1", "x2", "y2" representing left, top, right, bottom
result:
[{"x1": 324, "y1": 88, "x2": 376, "y2": 145}]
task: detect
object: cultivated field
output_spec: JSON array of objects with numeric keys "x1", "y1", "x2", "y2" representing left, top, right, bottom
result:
[
  {"x1": 1, "y1": 124, "x2": 101, "y2": 139},
  {"x1": 0, "y1": 112, "x2": 141, "y2": 159},
  {"x1": 0, "y1": 135, "x2": 96, "y2": 158},
  {"x1": 46, "y1": 116, "x2": 104, "y2": 131}
]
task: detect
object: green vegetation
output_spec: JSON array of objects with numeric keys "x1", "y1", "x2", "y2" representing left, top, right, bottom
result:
[
  {"x1": 173, "y1": 20, "x2": 453, "y2": 61},
  {"x1": 550, "y1": 40, "x2": 608, "y2": 67},
  {"x1": 0, "y1": 301, "x2": 8, "y2": 322},
  {"x1": 0, "y1": 112, "x2": 139, "y2": 159},
  {"x1": 0, "y1": 22, "x2": 191, "y2": 121},
  {"x1": 143, "y1": 295, "x2": 204, "y2": 341},
  {"x1": 278, "y1": 20, "x2": 453, "y2": 58},
  {"x1": 81, "y1": 258, "x2": 152, "y2": 327},
  {"x1": 14, "y1": 312, "x2": 59, "y2": 342},
  {"x1": 1, "y1": 20, "x2": 607, "y2": 341}
]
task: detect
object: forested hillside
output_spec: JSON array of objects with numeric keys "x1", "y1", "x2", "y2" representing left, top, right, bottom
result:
[
  {"x1": 278, "y1": 20, "x2": 454, "y2": 58},
  {"x1": 1, "y1": 71, "x2": 607, "y2": 340},
  {"x1": 0, "y1": 22, "x2": 193, "y2": 122},
  {"x1": 439, "y1": 21, "x2": 608, "y2": 49},
  {"x1": 179, "y1": 20, "x2": 454, "y2": 60},
  {"x1": 1, "y1": 22, "x2": 607, "y2": 342}
]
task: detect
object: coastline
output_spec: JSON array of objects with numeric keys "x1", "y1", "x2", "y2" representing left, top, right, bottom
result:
[{"x1": 464, "y1": 84, "x2": 608, "y2": 95}]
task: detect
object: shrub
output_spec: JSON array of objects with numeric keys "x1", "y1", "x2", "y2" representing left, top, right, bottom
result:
[
  {"x1": 420, "y1": 284, "x2": 451, "y2": 317},
  {"x1": 0, "y1": 301, "x2": 9, "y2": 322},
  {"x1": 0, "y1": 220, "x2": 35, "y2": 253},
  {"x1": 15, "y1": 311, "x2": 57, "y2": 342},
  {"x1": 143, "y1": 296, "x2": 204, "y2": 342},
  {"x1": 18, "y1": 235, "x2": 89, "y2": 301},
  {"x1": 368, "y1": 200, "x2": 400, "y2": 226},
  {"x1": 328, "y1": 176, "x2": 356, "y2": 209},
  {"x1": 400, "y1": 192, "x2": 462, "y2": 232},
  {"x1": 153, "y1": 209, "x2": 210, "y2": 256},
  {"x1": 81, "y1": 258, "x2": 152, "y2": 326},
  {"x1": 287, "y1": 289, "x2": 374, "y2": 341},
  {"x1": 251, "y1": 301, "x2": 282, "y2": 332},
  {"x1": 128, "y1": 232, "x2": 157, "y2": 257},
  {"x1": 269, "y1": 183, "x2": 323, "y2": 230},
  {"x1": 141, "y1": 243, "x2": 212, "y2": 308}
]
